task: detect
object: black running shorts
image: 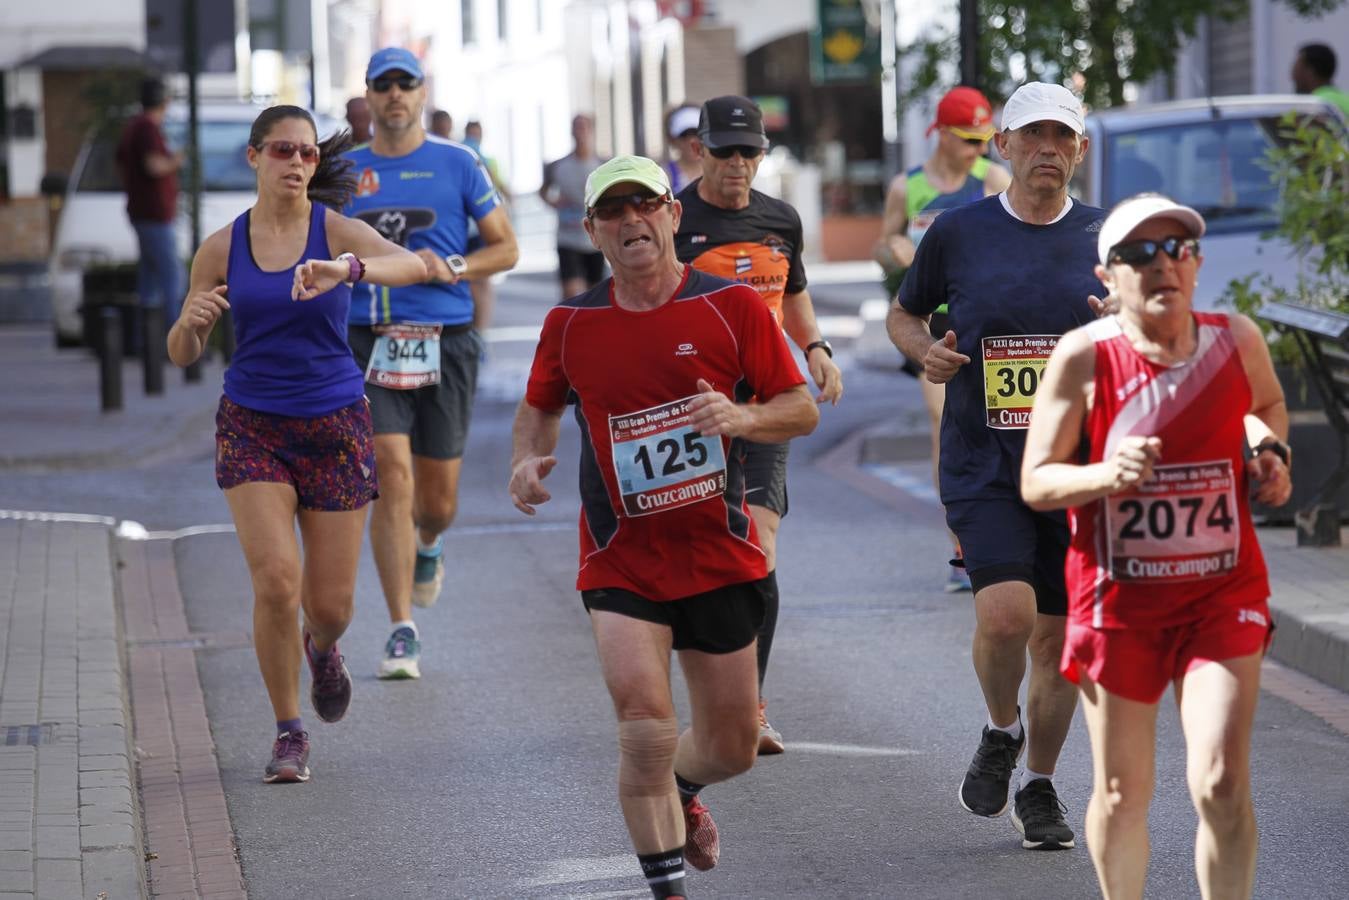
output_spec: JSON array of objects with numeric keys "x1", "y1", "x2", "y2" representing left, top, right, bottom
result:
[
  {"x1": 348, "y1": 324, "x2": 481, "y2": 460},
  {"x1": 582, "y1": 576, "x2": 772, "y2": 654},
  {"x1": 742, "y1": 439, "x2": 789, "y2": 517},
  {"x1": 945, "y1": 497, "x2": 1069, "y2": 616}
]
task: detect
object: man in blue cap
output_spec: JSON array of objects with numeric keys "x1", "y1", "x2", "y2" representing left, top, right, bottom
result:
[{"x1": 344, "y1": 47, "x2": 520, "y2": 680}]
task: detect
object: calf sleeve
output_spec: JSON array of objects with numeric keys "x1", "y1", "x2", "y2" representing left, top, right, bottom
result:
[{"x1": 618, "y1": 716, "x2": 680, "y2": 797}]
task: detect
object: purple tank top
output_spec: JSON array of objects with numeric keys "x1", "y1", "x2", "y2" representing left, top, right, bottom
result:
[{"x1": 223, "y1": 204, "x2": 363, "y2": 416}]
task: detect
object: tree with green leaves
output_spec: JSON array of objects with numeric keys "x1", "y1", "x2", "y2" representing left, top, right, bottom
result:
[{"x1": 901, "y1": 0, "x2": 1347, "y2": 110}]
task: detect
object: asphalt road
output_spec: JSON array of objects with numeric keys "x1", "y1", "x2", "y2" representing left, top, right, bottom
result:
[{"x1": 3, "y1": 272, "x2": 1347, "y2": 898}]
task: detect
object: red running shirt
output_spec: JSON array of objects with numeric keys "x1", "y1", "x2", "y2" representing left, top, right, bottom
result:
[
  {"x1": 1066, "y1": 312, "x2": 1270, "y2": 629},
  {"x1": 525, "y1": 267, "x2": 806, "y2": 601}
]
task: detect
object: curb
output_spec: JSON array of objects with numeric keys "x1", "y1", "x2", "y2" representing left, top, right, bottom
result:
[{"x1": 0, "y1": 513, "x2": 148, "y2": 899}]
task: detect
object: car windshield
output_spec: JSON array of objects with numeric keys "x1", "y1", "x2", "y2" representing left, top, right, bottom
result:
[
  {"x1": 75, "y1": 119, "x2": 257, "y2": 193},
  {"x1": 1104, "y1": 116, "x2": 1286, "y2": 233}
]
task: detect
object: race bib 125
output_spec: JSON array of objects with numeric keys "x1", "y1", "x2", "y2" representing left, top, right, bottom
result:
[{"x1": 608, "y1": 396, "x2": 727, "y2": 517}]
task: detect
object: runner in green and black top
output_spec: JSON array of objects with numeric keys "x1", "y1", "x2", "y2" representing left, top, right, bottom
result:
[
  {"x1": 875, "y1": 86, "x2": 1010, "y2": 591},
  {"x1": 674, "y1": 95, "x2": 843, "y2": 757}
]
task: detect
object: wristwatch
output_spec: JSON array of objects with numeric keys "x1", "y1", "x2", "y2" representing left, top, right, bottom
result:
[
  {"x1": 804, "y1": 339, "x2": 833, "y2": 359},
  {"x1": 445, "y1": 254, "x2": 468, "y2": 278},
  {"x1": 1254, "y1": 437, "x2": 1291, "y2": 467}
]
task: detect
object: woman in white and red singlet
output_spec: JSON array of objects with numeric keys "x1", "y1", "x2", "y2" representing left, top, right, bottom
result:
[{"x1": 1019, "y1": 194, "x2": 1292, "y2": 900}]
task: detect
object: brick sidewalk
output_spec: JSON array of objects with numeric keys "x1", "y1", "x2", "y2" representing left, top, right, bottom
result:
[{"x1": 0, "y1": 516, "x2": 144, "y2": 899}]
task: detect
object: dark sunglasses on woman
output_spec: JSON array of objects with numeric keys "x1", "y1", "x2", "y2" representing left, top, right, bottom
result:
[
  {"x1": 588, "y1": 193, "x2": 671, "y2": 221},
  {"x1": 258, "y1": 140, "x2": 321, "y2": 163},
  {"x1": 707, "y1": 145, "x2": 764, "y2": 160},
  {"x1": 368, "y1": 74, "x2": 423, "y2": 93},
  {"x1": 1108, "y1": 236, "x2": 1201, "y2": 267}
]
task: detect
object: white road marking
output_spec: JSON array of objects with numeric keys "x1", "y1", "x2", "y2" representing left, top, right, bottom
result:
[
  {"x1": 0, "y1": 509, "x2": 116, "y2": 525},
  {"x1": 519, "y1": 854, "x2": 637, "y2": 887},
  {"x1": 862, "y1": 462, "x2": 941, "y2": 505},
  {"x1": 6, "y1": 517, "x2": 576, "y2": 543},
  {"x1": 482, "y1": 324, "x2": 543, "y2": 343},
  {"x1": 787, "y1": 741, "x2": 922, "y2": 757}
]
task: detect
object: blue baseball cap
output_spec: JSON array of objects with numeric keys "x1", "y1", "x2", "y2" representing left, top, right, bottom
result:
[{"x1": 366, "y1": 47, "x2": 423, "y2": 82}]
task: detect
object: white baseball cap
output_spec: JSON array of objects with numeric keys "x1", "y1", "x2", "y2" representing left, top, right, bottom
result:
[
  {"x1": 1097, "y1": 194, "x2": 1207, "y2": 266},
  {"x1": 668, "y1": 106, "x2": 700, "y2": 139},
  {"x1": 1001, "y1": 82, "x2": 1085, "y2": 135}
]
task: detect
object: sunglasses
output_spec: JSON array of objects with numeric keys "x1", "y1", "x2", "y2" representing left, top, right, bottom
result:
[
  {"x1": 707, "y1": 145, "x2": 764, "y2": 160},
  {"x1": 1108, "y1": 236, "x2": 1201, "y2": 267},
  {"x1": 961, "y1": 137, "x2": 989, "y2": 147},
  {"x1": 588, "y1": 193, "x2": 671, "y2": 221},
  {"x1": 258, "y1": 140, "x2": 320, "y2": 163},
  {"x1": 368, "y1": 74, "x2": 423, "y2": 93}
]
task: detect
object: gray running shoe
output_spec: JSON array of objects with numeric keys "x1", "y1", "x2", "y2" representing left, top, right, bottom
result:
[
  {"x1": 958, "y1": 715, "x2": 1025, "y2": 817},
  {"x1": 305, "y1": 632, "x2": 352, "y2": 723},
  {"x1": 378, "y1": 626, "x2": 422, "y2": 680},
  {"x1": 1011, "y1": 778, "x2": 1076, "y2": 850},
  {"x1": 263, "y1": 730, "x2": 310, "y2": 783},
  {"x1": 411, "y1": 549, "x2": 444, "y2": 608}
]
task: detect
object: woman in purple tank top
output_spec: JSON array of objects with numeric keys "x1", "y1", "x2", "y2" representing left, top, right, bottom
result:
[{"x1": 167, "y1": 105, "x2": 425, "y2": 784}]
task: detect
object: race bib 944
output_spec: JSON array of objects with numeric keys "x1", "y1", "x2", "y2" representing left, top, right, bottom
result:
[
  {"x1": 982, "y1": 334, "x2": 1059, "y2": 430},
  {"x1": 609, "y1": 396, "x2": 727, "y2": 517},
  {"x1": 365, "y1": 323, "x2": 441, "y2": 390}
]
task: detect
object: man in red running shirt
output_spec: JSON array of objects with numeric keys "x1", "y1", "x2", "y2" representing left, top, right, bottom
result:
[
  {"x1": 509, "y1": 155, "x2": 818, "y2": 899},
  {"x1": 1021, "y1": 194, "x2": 1292, "y2": 900}
]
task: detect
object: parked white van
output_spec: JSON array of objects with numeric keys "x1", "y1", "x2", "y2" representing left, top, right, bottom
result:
[{"x1": 49, "y1": 102, "x2": 340, "y2": 345}]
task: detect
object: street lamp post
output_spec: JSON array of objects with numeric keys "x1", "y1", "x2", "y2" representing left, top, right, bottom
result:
[{"x1": 959, "y1": 0, "x2": 980, "y2": 89}]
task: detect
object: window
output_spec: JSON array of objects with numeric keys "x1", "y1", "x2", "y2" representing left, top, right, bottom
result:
[
  {"x1": 462, "y1": 0, "x2": 477, "y2": 44},
  {"x1": 78, "y1": 120, "x2": 257, "y2": 193},
  {"x1": 1104, "y1": 117, "x2": 1285, "y2": 234}
]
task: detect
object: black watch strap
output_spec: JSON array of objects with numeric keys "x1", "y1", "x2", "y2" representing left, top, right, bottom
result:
[
  {"x1": 805, "y1": 339, "x2": 833, "y2": 359},
  {"x1": 1254, "y1": 438, "x2": 1290, "y2": 467}
]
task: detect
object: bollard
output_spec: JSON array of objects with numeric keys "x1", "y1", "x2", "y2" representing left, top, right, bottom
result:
[
  {"x1": 99, "y1": 306, "x2": 123, "y2": 412},
  {"x1": 142, "y1": 306, "x2": 165, "y2": 395},
  {"x1": 1295, "y1": 503, "x2": 1343, "y2": 547},
  {"x1": 184, "y1": 357, "x2": 203, "y2": 382}
]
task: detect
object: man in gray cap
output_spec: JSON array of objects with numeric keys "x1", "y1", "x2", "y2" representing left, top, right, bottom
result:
[
  {"x1": 887, "y1": 81, "x2": 1105, "y2": 851},
  {"x1": 674, "y1": 94, "x2": 843, "y2": 757}
]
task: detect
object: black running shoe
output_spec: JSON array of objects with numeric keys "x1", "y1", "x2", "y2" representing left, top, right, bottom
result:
[
  {"x1": 1011, "y1": 778, "x2": 1076, "y2": 850},
  {"x1": 958, "y1": 719, "x2": 1025, "y2": 817}
]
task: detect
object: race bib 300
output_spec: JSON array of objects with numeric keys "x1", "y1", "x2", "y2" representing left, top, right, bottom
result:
[{"x1": 982, "y1": 334, "x2": 1059, "y2": 430}]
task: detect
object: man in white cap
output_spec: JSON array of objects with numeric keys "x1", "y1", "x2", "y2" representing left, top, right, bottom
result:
[
  {"x1": 509, "y1": 155, "x2": 817, "y2": 897},
  {"x1": 886, "y1": 81, "x2": 1105, "y2": 851}
]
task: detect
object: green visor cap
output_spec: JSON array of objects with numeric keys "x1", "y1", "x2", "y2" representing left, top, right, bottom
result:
[{"x1": 583, "y1": 155, "x2": 672, "y2": 209}]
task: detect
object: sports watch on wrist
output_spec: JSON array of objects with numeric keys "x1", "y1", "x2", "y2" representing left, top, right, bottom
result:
[
  {"x1": 804, "y1": 339, "x2": 833, "y2": 359},
  {"x1": 445, "y1": 254, "x2": 468, "y2": 278},
  {"x1": 1254, "y1": 437, "x2": 1291, "y2": 467}
]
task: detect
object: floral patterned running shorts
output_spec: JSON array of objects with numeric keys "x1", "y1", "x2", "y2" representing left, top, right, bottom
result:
[{"x1": 215, "y1": 395, "x2": 378, "y2": 511}]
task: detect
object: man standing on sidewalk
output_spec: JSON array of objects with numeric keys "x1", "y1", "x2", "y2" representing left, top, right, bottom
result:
[
  {"x1": 115, "y1": 75, "x2": 184, "y2": 342},
  {"x1": 510, "y1": 155, "x2": 818, "y2": 896},
  {"x1": 674, "y1": 95, "x2": 843, "y2": 755},
  {"x1": 887, "y1": 81, "x2": 1103, "y2": 850},
  {"x1": 344, "y1": 47, "x2": 520, "y2": 680},
  {"x1": 541, "y1": 114, "x2": 608, "y2": 299}
]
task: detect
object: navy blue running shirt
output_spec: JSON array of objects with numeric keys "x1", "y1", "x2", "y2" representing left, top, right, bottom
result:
[{"x1": 898, "y1": 195, "x2": 1106, "y2": 502}]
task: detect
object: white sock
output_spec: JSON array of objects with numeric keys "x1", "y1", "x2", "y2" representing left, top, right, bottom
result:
[
  {"x1": 392, "y1": 620, "x2": 418, "y2": 638},
  {"x1": 1021, "y1": 768, "x2": 1053, "y2": 790},
  {"x1": 989, "y1": 715, "x2": 1023, "y2": 740},
  {"x1": 416, "y1": 533, "x2": 443, "y2": 554}
]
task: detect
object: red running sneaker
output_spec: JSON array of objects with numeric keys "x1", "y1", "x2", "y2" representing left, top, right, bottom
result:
[{"x1": 681, "y1": 795, "x2": 720, "y2": 870}]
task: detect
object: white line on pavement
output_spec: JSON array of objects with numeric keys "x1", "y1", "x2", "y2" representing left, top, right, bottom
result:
[
  {"x1": 102, "y1": 519, "x2": 577, "y2": 542},
  {"x1": 786, "y1": 741, "x2": 922, "y2": 757},
  {"x1": 0, "y1": 509, "x2": 116, "y2": 525},
  {"x1": 519, "y1": 854, "x2": 636, "y2": 887}
]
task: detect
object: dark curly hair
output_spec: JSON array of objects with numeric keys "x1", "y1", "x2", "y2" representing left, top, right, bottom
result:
[{"x1": 248, "y1": 105, "x2": 357, "y2": 209}]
